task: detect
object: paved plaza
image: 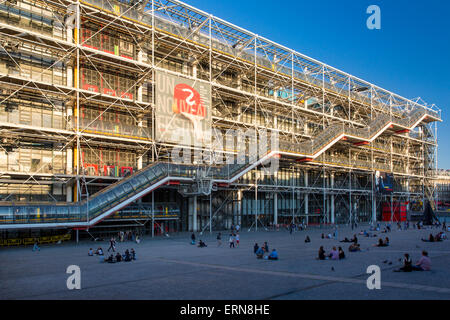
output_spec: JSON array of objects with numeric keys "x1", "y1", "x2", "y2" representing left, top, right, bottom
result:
[{"x1": 1, "y1": 225, "x2": 450, "y2": 300}]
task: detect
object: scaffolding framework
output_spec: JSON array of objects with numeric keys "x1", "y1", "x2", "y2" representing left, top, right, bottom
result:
[{"x1": 0, "y1": 0, "x2": 442, "y2": 231}]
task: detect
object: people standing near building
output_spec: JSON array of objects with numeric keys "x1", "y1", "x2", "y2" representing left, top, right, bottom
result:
[
  {"x1": 236, "y1": 224, "x2": 240, "y2": 233},
  {"x1": 229, "y1": 234, "x2": 235, "y2": 248}
]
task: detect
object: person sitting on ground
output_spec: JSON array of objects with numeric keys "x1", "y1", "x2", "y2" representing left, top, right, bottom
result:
[
  {"x1": 349, "y1": 243, "x2": 361, "y2": 252},
  {"x1": 130, "y1": 248, "x2": 136, "y2": 260},
  {"x1": 326, "y1": 233, "x2": 333, "y2": 239},
  {"x1": 338, "y1": 246, "x2": 345, "y2": 259},
  {"x1": 106, "y1": 254, "x2": 115, "y2": 263},
  {"x1": 267, "y1": 249, "x2": 279, "y2": 260},
  {"x1": 340, "y1": 237, "x2": 351, "y2": 243},
  {"x1": 263, "y1": 242, "x2": 269, "y2": 253},
  {"x1": 422, "y1": 233, "x2": 435, "y2": 242},
  {"x1": 95, "y1": 247, "x2": 104, "y2": 255},
  {"x1": 394, "y1": 253, "x2": 412, "y2": 272},
  {"x1": 198, "y1": 240, "x2": 207, "y2": 248},
  {"x1": 88, "y1": 248, "x2": 94, "y2": 256},
  {"x1": 434, "y1": 232, "x2": 444, "y2": 242},
  {"x1": 329, "y1": 246, "x2": 339, "y2": 260},
  {"x1": 115, "y1": 252, "x2": 122, "y2": 262},
  {"x1": 255, "y1": 246, "x2": 264, "y2": 259},
  {"x1": 318, "y1": 246, "x2": 326, "y2": 260},
  {"x1": 305, "y1": 236, "x2": 311, "y2": 243},
  {"x1": 411, "y1": 251, "x2": 431, "y2": 271},
  {"x1": 32, "y1": 241, "x2": 40, "y2": 252},
  {"x1": 253, "y1": 243, "x2": 259, "y2": 254},
  {"x1": 350, "y1": 235, "x2": 358, "y2": 243},
  {"x1": 123, "y1": 249, "x2": 132, "y2": 262},
  {"x1": 384, "y1": 237, "x2": 390, "y2": 246},
  {"x1": 374, "y1": 238, "x2": 387, "y2": 247}
]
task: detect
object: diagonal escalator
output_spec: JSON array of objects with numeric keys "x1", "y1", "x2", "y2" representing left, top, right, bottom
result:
[{"x1": 0, "y1": 107, "x2": 440, "y2": 229}]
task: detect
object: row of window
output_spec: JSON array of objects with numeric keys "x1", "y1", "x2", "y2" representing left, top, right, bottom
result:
[
  {"x1": 0, "y1": 50, "x2": 66, "y2": 86},
  {"x1": 0, "y1": 149, "x2": 65, "y2": 174},
  {"x1": 81, "y1": 25, "x2": 135, "y2": 59},
  {"x1": 81, "y1": 68, "x2": 138, "y2": 100},
  {"x1": 79, "y1": 106, "x2": 150, "y2": 139},
  {"x1": 0, "y1": 1, "x2": 64, "y2": 40},
  {"x1": 0, "y1": 184, "x2": 65, "y2": 202},
  {"x1": 0, "y1": 103, "x2": 65, "y2": 129},
  {"x1": 81, "y1": 148, "x2": 137, "y2": 177}
]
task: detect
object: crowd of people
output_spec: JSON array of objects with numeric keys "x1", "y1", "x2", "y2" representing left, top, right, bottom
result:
[
  {"x1": 79, "y1": 219, "x2": 447, "y2": 274},
  {"x1": 394, "y1": 251, "x2": 431, "y2": 272},
  {"x1": 312, "y1": 221, "x2": 447, "y2": 274},
  {"x1": 421, "y1": 232, "x2": 447, "y2": 242},
  {"x1": 90, "y1": 246, "x2": 136, "y2": 263},
  {"x1": 254, "y1": 241, "x2": 278, "y2": 260}
]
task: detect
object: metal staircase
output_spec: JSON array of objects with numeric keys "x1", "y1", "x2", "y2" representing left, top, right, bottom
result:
[{"x1": 0, "y1": 107, "x2": 440, "y2": 229}]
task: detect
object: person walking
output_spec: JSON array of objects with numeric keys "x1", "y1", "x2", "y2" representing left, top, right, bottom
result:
[
  {"x1": 229, "y1": 234, "x2": 235, "y2": 248},
  {"x1": 217, "y1": 232, "x2": 222, "y2": 246},
  {"x1": 107, "y1": 237, "x2": 116, "y2": 252},
  {"x1": 235, "y1": 233, "x2": 240, "y2": 247}
]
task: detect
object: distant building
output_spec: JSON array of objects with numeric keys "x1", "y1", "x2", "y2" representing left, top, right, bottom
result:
[{"x1": 435, "y1": 170, "x2": 450, "y2": 210}]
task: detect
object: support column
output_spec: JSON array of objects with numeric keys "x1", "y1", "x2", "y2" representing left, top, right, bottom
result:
[
  {"x1": 237, "y1": 190, "x2": 242, "y2": 227},
  {"x1": 274, "y1": 193, "x2": 278, "y2": 225},
  {"x1": 188, "y1": 196, "x2": 198, "y2": 232},
  {"x1": 137, "y1": 50, "x2": 144, "y2": 102},
  {"x1": 192, "y1": 61, "x2": 198, "y2": 79},
  {"x1": 305, "y1": 171, "x2": 309, "y2": 225},
  {"x1": 66, "y1": 186, "x2": 73, "y2": 202},
  {"x1": 372, "y1": 173, "x2": 377, "y2": 223},
  {"x1": 331, "y1": 173, "x2": 335, "y2": 224}
]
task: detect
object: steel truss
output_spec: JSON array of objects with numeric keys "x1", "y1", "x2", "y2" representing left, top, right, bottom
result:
[{"x1": 0, "y1": 0, "x2": 441, "y2": 230}]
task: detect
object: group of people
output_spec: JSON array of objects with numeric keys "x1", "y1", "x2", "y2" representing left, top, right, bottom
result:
[
  {"x1": 190, "y1": 233, "x2": 208, "y2": 248},
  {"x1": 339, "y1": 235, "x2": 361, "y2": 252},
  {"x1": 254, "y1": 242, "x2": 278, "y2": 260},
  {"x1": 374, "y1": 237, "x2": 390, "y2": 247},
  {"x1": 117, "y1": 231, "x2": 141, "y2": 243},
  {"x1": 317, "y1": 246, "x2": 345, "y2": 260},
  {"x1": 394, "y1": 251, "x2": 431, "y2": 272},
  {"x1": 422, "y1": 232, "x2": 447, "y2": 242},
  {"x1": 104, "y1": 249, "x2": 136, "y2": 263},
  {"x1": 228, "y1": 233, "x2": 240, "y2": 248},
  {"x1": 89, "y1": 246, "x2": 136, "y2": 263}
]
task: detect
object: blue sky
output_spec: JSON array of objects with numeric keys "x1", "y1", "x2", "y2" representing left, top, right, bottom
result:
[{"x1": 185, "y1": 0, "x2": 450, "y2": 168}]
